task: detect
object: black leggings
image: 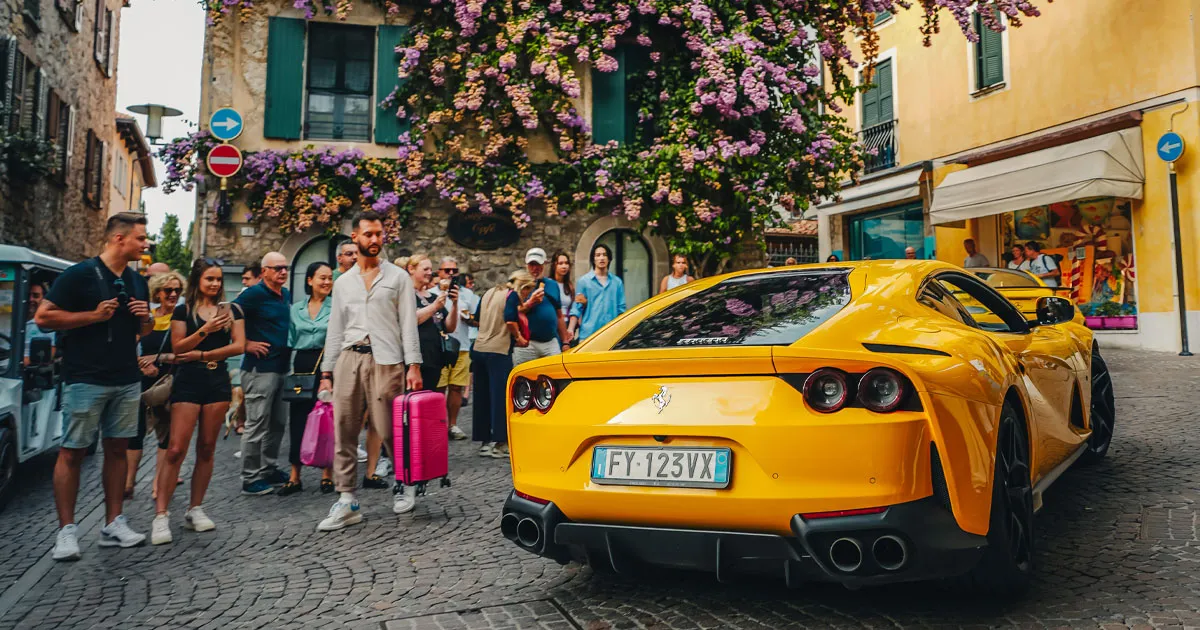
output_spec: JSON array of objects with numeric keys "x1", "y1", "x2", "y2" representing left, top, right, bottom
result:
[{"x1": 288, "y1": 349, "x2": 321, "y2": 467}]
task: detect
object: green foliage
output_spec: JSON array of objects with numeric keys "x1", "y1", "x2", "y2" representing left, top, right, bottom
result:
[{"x1": 156, "y1": 214, "x2": 193, "y2": 273}]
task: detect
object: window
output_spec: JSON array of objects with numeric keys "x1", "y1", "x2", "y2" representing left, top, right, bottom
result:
[
  {"x1": 860, "y1": 58, "x2": 893, "y2": 130},
  {"x1": 874, "y1": 10, "x2": 892, "y2": 25},
  {"x1": 305, "y1": 23, "x2": 373, "y2": 142},
  {"x1": 614, "y1": 270, "x2": 853, "y2": 349},
  {"x1": 93, "y1": 0, "x2": 112, "y2": 76},
  {"x1": 972, "y1": 268, "x2": 1040, "y2": 289},
  {"x1": 113, "y1": 149, "x2": 127, "y2": 196},
  {"x1": 83, "y1": 129, "x2": 104, "y2": 208},
  {"x1": 591, "y1": 45, "x2": 654, "y2": 146},
  {"x1": 56, "y1": 0, "x2": 82, "y2": 31},
  {"x1": 918, "y1": 282, "x2": 977, "y2": 328},
  {"x1": 44, "y1": 91, "x2": 71, "y2": 184},
  {"x1": 848, "y1": 202, "x2": 923, "y2": 261},
  {"x1": 24, "y1": 0, "x2": 41, "y2": 27},
  {"x1": 929, "y1": 273, "x2": 1029, "y2": 334},
  {"x1": 973, "y1": 9, "x2": 1004, "y2": 90}
]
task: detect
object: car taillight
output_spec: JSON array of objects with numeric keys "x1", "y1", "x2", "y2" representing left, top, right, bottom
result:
[
  {"x1": 803, "y1": 368, "x2": 849, "y2": 413},
  {"x1": 512, "y1": 377, "x2": 533, "y2": 412},
  {"x1": 858, "y1": 368, "x2": 908, "y2": 413},
  {"x1": 801, "y1": 506, "x2": 887, "y2": 520},
  {"x1": 533, "y1": 375, "x2": 556, "y2": 412}
]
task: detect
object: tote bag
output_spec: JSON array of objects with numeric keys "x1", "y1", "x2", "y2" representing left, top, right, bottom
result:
[{"x1": 299, "y1": 401, "x2": 335, "y2": 468}]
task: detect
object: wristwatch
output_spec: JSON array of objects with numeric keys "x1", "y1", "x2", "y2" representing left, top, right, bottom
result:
[{"x1": 198, "y1": 330, "x2": 208, "y2": 339}]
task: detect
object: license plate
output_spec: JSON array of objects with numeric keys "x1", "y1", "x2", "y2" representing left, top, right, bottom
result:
[{"x1": 591, "y1": 447, "x2": 731, "y2": 489}]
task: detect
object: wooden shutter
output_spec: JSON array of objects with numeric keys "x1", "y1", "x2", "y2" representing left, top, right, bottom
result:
[
  {"x1": 875, "y1": 59, "x2": 893, "y2": 124},
  {"x1": 874, "y1": 10, "x2": 892, "y2": 25},
  {"x1": 264, "y1": 17, "x2": 306, "y2": 140},
  {"x1": 45, "y1": 90, "x2": 59, "y2": 141},
  {"x1": 975, "y1": 10, "x2": 1004, "y2": 89},
  {"x1": 25, "y1": 0, "x2": 41, "y2": 24},
  {"x1": 93, "y1": 0, "x2": 105, "y2": 66},
  {"x1": 83, "y1": 129, "x2": 95, "y2": 204},
  {"x1": 105, "y1": 9, "x2": 114, "y2": 74},
  {"x1": 33, "y1": 69, "x2": 48, "y2": 136},
  {"x1": 591, "y1": 46, "x2": 626, "y2": 145},
  {"x1": 9, "y1": 54, "x2": 26, "y2": 134},
  {"x1": 60, "y1": 103, "x2": 74, "y2": 182},
  {"x1": 0, "y1": 36, "x2": 15, "y2": 132},
  {"x1": 95, "y1": 138, "x2": 105, "y2": 202},
  {"x1": 374, "y1": 24, "x2": 409, "y2": 145},
  {"x1": 860, "y1": 60, "x2": 888, "y2": 129}
]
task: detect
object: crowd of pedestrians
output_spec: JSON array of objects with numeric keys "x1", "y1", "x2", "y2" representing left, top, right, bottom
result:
[{"x1": 38, "y1": 210, "x2": 698, "y2": 559}]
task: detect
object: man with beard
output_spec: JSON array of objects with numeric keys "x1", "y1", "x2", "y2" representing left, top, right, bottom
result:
[{"x1": 317, "y1": 212, "x2": 424, "y2": 530}]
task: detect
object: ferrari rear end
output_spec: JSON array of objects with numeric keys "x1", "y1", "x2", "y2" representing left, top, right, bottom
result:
[{"x1": 501, "y1": 266, "x2": 990, "y2": 588}]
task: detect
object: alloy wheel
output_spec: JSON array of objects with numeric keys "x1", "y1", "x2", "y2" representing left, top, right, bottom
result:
[
  {"x1": 997, "y1": 413, "x2": 1034, "y2": 570},
  {"x1": 1088, "y1": 358, "x2": 1116, "y2": 454}
]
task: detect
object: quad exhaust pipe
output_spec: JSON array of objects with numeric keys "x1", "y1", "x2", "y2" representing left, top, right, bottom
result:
[
  {"x1": 500, "y1": 513, "x2": 520, "y2": 540},
  {"x1": 871, "y1": 535, "x2": 907, "y2": 571},
  {"x1": 827, "y1": 535, "x2": 908, "y2": 573},
  {"x1": 828, "y1": 537, "x2": 863, "y2": 573},
  {"x1": 516, "y1": 518, "x2": 543, "y2": 549}
]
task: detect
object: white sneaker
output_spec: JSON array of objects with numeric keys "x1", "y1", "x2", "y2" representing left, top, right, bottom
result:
[
  {"x1": 479, "y1": 442, "x2": 495, "y2": 457},
  {"x1": 184, "y1": 506, "x2": 216, "y2": 532},
  {"x1": 374, "y1": 457, "x2": 393, "y2": 478},
  {"x1": 317, "y1": 500, "x2": 363, "y2": 532},
  {"x1": 356, "y1": 447, "x2": 369, "y2": 463},
  {"x1": 53, "y1": 524, "x2": 81, "y2": 561},
  {"x1": 233, "y1": 451, "x2": 241, "y2": 458},
  {"x1": 449, "y1": 425, "x2": 468, "y2": 441},
  {"x1": 393, "y1": 484, "x2": 417, "y2": 514},
  {"x1": 99, "y1": 514, "x2": 147, "y2": 548},
  {"x1": 150, "y1": 514, "x2": 172, "y2": 545},
  {"x1": 491, "y1": 443, "x2": 510, "y2": 459}
]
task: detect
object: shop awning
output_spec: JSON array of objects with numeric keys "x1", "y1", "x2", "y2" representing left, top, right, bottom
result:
[
  {"x1": 928, "y1": 128, "x2": 1145, "y2": 225},
  {"x1": 817, "y1": 167, "x2": 924, "y2": 217}
]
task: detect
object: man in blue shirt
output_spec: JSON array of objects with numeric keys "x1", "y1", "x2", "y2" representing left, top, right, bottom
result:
[
  {"x1": 233, "y1": 251, "x2": 292, "y2": 495},
  {"x1": 506, "y1": 248, "x2": 565, "y2": 366},
  {"x1": 570, "y1": 244, "x2": 627, "y2": 340}
]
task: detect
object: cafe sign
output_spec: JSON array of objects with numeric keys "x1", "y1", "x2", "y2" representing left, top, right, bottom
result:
[{"x1": 446, "y1": 210, "x2": 521, "y2": 251}]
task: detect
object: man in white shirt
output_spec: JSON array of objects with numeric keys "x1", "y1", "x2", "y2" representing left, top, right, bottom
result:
[
  {"x1": 962, "y1": 239, "x2": 990, "y2": 268},
  {"x1": 1024, "y1": 241, "x2": 1061, "y2": 288},
  {"x1": 317, "y1": 212, "x2": 424, "y2": 531},
  {"x1": 430, "y1": 256, "x2": 477, "y2": 441}
]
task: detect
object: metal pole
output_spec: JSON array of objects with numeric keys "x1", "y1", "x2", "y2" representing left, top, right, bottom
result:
[{"x1": 1169, "y1": 164, "x2": 1192, "y2": 356}]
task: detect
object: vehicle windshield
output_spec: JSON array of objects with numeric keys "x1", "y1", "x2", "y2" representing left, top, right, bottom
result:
[
  {"x1": 971, "y1": 268, "x2": 1040, "y2": 288},
  {"x1": 613, "y1": 270, "x2": 852, "y2": 349},
  {"x1": 0, "y1": 265, "x2": 14, "y2": 374}
]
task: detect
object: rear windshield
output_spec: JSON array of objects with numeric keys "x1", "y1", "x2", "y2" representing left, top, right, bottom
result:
[{"x1": 613, "y1": 270, "x2": 852, "y2": 349}]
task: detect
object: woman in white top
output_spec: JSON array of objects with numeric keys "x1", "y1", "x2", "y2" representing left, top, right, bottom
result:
[
  {"x1": 1007, "y1": 245, "x2": 1031, "y2": 271},
  {"x1": 660, "y1": 254, "x2": 695, "y2": 294}
]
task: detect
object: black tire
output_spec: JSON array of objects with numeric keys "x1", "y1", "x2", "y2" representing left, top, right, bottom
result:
[
  {"x1": 1078, "y1": 352, "x2": 1115, "y2": 465},
  {"x1": 0, "y1": 425, "x2": 17, "y2": 509},
  {"x1": 967, "y1": 402, "x2": 1034, "y2": 596}
]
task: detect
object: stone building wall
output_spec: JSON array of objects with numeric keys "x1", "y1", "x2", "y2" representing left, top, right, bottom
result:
[{"x1": 0, "y1": 0, "x2": 121, "y2": 260}]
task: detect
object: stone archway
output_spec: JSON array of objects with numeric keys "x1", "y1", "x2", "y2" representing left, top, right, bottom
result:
[{"x1": 574, "y1": 216, "x2": 669, "y2": 303}]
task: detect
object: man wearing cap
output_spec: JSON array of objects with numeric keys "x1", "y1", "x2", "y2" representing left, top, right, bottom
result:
[{"x1": 507, "y1": 248, "x2": 566, "y2": 366}]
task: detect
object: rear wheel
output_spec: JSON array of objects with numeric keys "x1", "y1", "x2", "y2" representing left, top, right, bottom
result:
[
  {"x1": 1078, "y1": 352, "x2": 1115, "y2": 465},
  {"x1": 0, "y1": 425, "x2": 17, "y2": 509},
  {"x1": 967, "y1": 402, "x2": 1034, "y2": 596}
]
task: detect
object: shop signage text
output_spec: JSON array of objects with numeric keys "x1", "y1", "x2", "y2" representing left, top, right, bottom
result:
[{"x1": 446, "y1": 211, "x2": 521, "y2": 251}]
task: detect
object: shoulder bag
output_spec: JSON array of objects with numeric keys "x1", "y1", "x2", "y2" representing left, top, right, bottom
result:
[
  {"x1": 140, "y1": 331, "x2": 174, "y2": 409},
  {"x1": 283, "y1": 348, "x2": 323, "y2": 403}
]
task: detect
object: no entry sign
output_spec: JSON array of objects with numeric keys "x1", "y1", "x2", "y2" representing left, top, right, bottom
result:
[{"x1": 206, "y1": 143, "x2": 243, "y2": 178}]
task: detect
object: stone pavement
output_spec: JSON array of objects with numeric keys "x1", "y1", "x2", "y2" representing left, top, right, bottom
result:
[{"x1": 1, "y1": 348, "x2": 1199, "y2": 629}]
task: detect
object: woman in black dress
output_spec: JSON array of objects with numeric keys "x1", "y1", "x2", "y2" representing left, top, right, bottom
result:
[
  {"x1": 406, "y1": 254, "x2": 458, "y2": 391},
  {"x1": 129, "y1": 271, "x2": 185, "y2": 500}
]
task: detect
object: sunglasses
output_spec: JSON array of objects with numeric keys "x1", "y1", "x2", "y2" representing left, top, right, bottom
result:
[
  {"x1": 161, "y1": 287, "x2": 181, "y2": 295},
  {"x1": 440, "y1": 268, "x2": 458, "y2": 274},
  {"x1": 264, "y1": 265, "x2": 290, "y2": 272}
]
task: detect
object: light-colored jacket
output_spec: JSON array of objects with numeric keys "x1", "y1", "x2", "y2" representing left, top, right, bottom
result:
[
  {"x1": 321, "y1": 261, "x2": 422, "y2": 371},
  {"x1": 473, "y1": 287, "x2": 512, "y2": 356}
]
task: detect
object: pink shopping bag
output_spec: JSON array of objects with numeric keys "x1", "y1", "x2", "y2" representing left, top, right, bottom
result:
[{"x1": 300, "y1": 401, "x2": 335, "y2": 468}]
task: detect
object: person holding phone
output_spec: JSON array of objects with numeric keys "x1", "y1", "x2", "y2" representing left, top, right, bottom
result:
[
  {"x1": 150, "y1": 258, "x2": 245, "y2": 545},
  {"x1": 431, "y1": 257, "x2": 476, "y2": 441},
  {"x1": 130, "y1": 271, "x2": 186, "y2": 501},
  {"x1": 407, "y1": 254, "x2": 458, "y2": 392}
]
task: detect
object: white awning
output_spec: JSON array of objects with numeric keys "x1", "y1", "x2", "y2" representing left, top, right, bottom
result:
[
  {"x1": 817, "y1": 167, "x2": 924, "y2": 217},
  {"x1": 929, "y1": 127, "x2": 1145, "y2": 225}
]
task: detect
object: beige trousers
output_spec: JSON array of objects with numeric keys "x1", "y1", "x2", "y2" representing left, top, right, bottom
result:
[{"x1": 332, "y1": 351, "x2": 407, "y2": 492}]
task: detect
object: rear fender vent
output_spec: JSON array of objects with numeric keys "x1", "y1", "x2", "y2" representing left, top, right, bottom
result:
[{"x1": 930, "y1": 443, "x2": 952, "y2": 513}]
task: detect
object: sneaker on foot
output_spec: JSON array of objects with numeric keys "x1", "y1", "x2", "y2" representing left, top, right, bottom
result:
[
  {"x1": 99, "y1": 515, "x2": 147, "y2": 548},
  {"x1": 478, "y1": 442, "x2": 495, "y2": 457},
  {"x1": 53, "y1": 525, "x2": 81, "y2": 561},
  {"x1": 363, "y1": 474, "x2": 389, "y2": 489},
  {"x1": 356, "y1": 447, "x2": 369, "y2": 463},
  {"x1": 150, "y1": 514, "x2": 172, "y2": 545},
  {"x1": 242, "y1": 480, "x2": 274, "y2": 496},
  {"x1": 373, "y1": 457, "x2": 393, "y2": 478},
  {"x1": 393, "y1": 484, "x2": 417, "y2": 514},
  {"x1": 449, "y1": 425, "x2": 468, "y2": 441},
  {"x1": 184, "y1": 506, "x2": 216, "y2": 532},
  {"x1": 491, "y1": 443, "x2": 510, "y2": 459},
  {"x1": 316, "y1": 500, "x2": 363, "y2": 531}
]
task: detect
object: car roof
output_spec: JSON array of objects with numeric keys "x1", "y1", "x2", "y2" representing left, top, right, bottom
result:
[{"x1": 0, "y1": 244, "x2": 76, "y2": 271}]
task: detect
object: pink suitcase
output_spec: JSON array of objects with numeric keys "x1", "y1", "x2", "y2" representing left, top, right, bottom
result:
[{"x1": 393, "y1": 391, "x2": 451, "y2": 494}]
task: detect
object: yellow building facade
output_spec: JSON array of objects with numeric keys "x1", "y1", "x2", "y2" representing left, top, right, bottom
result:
[
  {"x1": 109, "y1": 114, "x2": 156, "y2": 217},
  {"x1": 818, "y1": 0, "x2": 1200, "y2": 352}
]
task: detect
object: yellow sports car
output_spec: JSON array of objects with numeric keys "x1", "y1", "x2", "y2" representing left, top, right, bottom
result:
[
  {"x1": 501, "y1": 260, "x2": 1115, "y2": 594},
  {"x1": 965, "y1": 267, "x2": 1075, "y2": 319}
]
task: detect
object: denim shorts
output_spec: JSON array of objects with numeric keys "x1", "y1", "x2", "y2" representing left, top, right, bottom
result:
[{"x1": 61, "y1": 382, "x2": 142, "y2": 449}]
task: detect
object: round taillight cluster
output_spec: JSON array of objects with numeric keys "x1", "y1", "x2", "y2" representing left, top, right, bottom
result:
[
  {"x1": 512, "y1": 376, "x2": 558, "y2": 413},
  {"x1": 801, "y1": 367, "x2": 910, "y2": 413}
]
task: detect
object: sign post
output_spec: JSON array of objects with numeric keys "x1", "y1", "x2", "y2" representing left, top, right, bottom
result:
[{"x1": 1158, "y1": 131, "x2": 1191, "y2": 356}]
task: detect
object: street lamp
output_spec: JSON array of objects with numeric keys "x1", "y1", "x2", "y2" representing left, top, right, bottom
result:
[{"x1": 126, "y1": 103, "x2": 183, "y2": 145}]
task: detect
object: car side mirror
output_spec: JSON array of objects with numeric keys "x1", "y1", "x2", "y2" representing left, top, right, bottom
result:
[
  {"x1": 1035, "y1": 296, "x2": 1075, "y2": 326},
  {"x1": 28, "y1": 337, "x2": 52, "y2": 367}
]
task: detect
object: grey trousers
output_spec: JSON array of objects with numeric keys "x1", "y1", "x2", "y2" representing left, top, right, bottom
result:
[
  {"x1": 511, "y1": 338, "x2": 561, "y2": 367},
  {"x1": 240, "y1": 370, "x2": 287, "y2": 483}
]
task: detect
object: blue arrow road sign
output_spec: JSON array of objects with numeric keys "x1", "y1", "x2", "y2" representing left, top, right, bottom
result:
[
  {"x1": 1157, "y1": 131, "x2": 1185, "y2": 163},
  {"x1": 209, "y1": 108, "x2": 243, "y2": 142}
]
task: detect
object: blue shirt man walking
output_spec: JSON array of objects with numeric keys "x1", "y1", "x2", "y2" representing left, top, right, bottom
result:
[
  {"x1": 507, "y1": 248, "x2": 565, "y2": 367},
  {"x1": 570, "y1": 243, "x2": 627, "y2": 341}
]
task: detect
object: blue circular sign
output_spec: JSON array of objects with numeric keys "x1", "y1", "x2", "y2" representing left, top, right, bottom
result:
[
  {"x1": 1157, "y1": 132, "x2": 1185, "y2": 163},
  {"x1": 209, "y1": 108, "x2": 244, "y2": 142}
]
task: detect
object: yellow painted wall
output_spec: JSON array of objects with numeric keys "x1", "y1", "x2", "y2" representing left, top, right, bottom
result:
[{"x1": 1137, "y1": 104, "x2": 1200, "y2": 313}]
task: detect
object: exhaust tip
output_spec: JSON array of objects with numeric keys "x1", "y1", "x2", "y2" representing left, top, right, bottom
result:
[
  {"x1": 516, "y1": 518, "x2": 542, "y2": 549},
  {"x1": 872, "y1": 535, "x2": 907, "y2": 571},
  {"x1": 500, "y1": 513, "x2": 520, "y2": 541},
  {"x1": 828, "y1": 537, "x2": 863, "y2": 573}
]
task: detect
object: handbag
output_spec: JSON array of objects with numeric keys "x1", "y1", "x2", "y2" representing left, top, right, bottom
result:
[
  {"x1": 299, "y1": 401, "x2": 335, "y2": 468},
  {"x1": 140, "y1": 329, "x2": 174, "y2": 408},
  {"x1": 283, "y1": 349, "x2": 323, "y2": 403},
  {"x1": 440, "y1": 332, "x2": 461, "y2": 368}
]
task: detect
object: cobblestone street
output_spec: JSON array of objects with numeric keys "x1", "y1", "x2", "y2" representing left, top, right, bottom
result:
[{"x1": 0, "y1": 348, "x2": 1198, "y2": 629}]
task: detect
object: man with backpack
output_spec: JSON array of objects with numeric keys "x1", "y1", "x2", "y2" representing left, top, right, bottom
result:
[{"x1": 1024, "y1": 241, "x2": 1062, "y2": 287}]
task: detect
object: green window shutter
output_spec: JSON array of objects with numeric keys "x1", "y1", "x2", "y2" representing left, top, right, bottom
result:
[
  {"x1": 374, "y1": 24, "x2": 409, "y2": 145},
  {"x1": 264, "y1": 17, "x2": 306, "y2": 140},
  {"x1": 874, "y1": 10, "x2": 892, "y2": 25},
  {"x1": 975, "y1": 11, "x2": 1004, "y2": 89},
  {"x1": 861, "y1": 59, "x2": 891, "y2": 128},
  {"x1": 591, "y1": 46, "x2": 626, "y2": 145}
]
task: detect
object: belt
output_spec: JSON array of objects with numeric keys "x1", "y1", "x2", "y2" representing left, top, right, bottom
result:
[{"x1": 349, "y1": 344, "x2": 373, "y2": 354}]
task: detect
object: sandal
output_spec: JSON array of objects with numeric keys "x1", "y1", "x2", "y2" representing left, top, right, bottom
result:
[
  {"x1": 123, "y1": 487, "x2": 134, "y2": 500},
  {"x1": 363, "y1": 475, "x2": 389, "y2": 489},
  {"x1": 277, "y1": 481, "x2": 303, "y2": 496},
  {"x1": 320, "y1": 479, "x2": 334, "y2": 494}
]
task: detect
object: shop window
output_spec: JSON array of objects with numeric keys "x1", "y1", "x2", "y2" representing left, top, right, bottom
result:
[
  {"x1": 595, "y1": 229, "x2": 652, "y2": 309},
  {"x1": 973, "y1": 9, "x2": 1004, "y2": 91},
  {"x1": 305, "y1": 23, "x2": 374, "y2": 142},
  {"x1": 848, "y1": 202, "x2": 924, "y2": 261},
  {"x1": 1002, "y1": 198, "x2": 1137, "y2": 331}
]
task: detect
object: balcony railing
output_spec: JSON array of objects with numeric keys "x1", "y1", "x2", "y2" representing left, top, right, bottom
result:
[{"x1": 859, "y1": 119, "x2": 898, "y2": 175}]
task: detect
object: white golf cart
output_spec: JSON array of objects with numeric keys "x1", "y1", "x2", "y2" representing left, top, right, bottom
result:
[{"x1": 0, "y1": 245, "x2": 72, "y2": 506}]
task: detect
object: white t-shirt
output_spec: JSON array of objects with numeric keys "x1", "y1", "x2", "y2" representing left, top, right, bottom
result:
[
  {"x1": 1008, "y1": 260, "x2": 1031, "y2": 271},
  {"x1": 1027, "y1": 254, "x2": 1060, "y2": 287},
  {"x1": 963, "y1": 253, "x2": 990, "y2": 268}
]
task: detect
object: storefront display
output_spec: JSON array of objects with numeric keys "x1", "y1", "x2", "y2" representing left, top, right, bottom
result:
[{"x1": 1002, "y1": 197, "x2": 1137, "y2": 330}]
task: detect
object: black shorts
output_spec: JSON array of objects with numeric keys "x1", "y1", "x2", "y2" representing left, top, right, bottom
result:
[{"x1": 170, "y1": 365, "x2": 232, "y2": 406}]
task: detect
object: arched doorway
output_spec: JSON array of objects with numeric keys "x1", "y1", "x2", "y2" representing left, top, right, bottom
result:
[
  {"x1": 290, "y1": 234, "x2": 349, "y2": 303},
  {"x1": 594, "y1": 229, "x2": 653, "y2": 308}
]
